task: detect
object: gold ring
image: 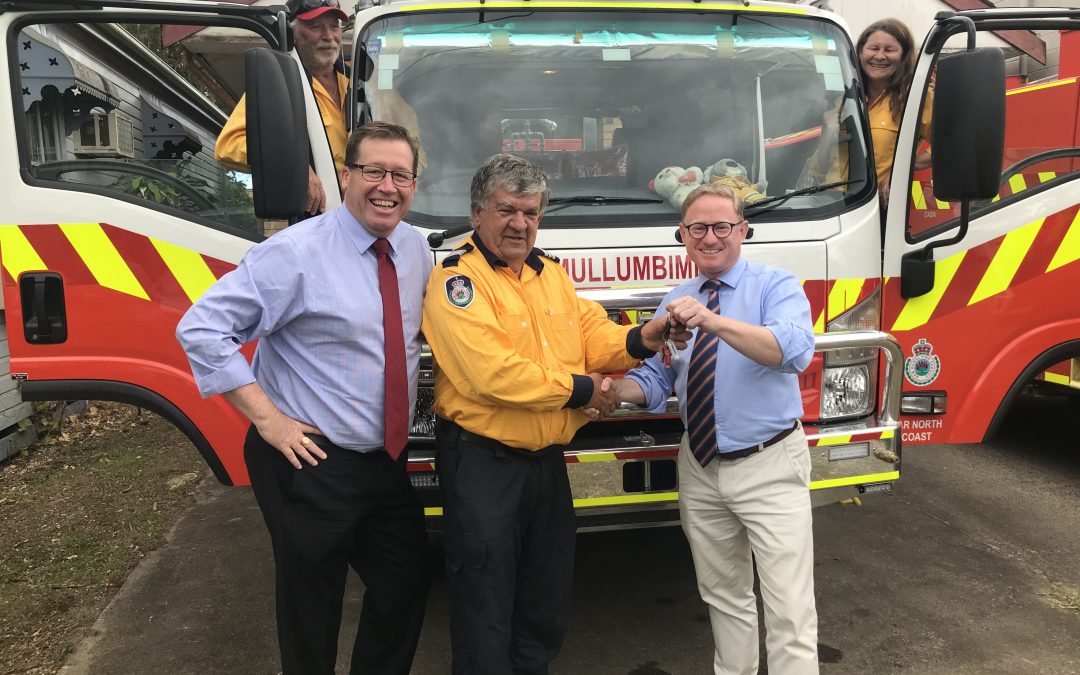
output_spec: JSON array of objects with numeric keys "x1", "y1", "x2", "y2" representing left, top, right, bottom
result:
[{"x1": 301, "y1": 436, "x2": 311, "y2": 445}]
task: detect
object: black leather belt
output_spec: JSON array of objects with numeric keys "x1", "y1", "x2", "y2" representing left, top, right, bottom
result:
[
  {"x1": 438, "y1": 419, "x2": 564, "y2": 458},
  {"x1": 715, "y1": 422, "x2": 799, "y2": 462}
]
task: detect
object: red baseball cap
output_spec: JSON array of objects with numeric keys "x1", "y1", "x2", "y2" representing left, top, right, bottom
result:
[{"x1": 288, "y1": 0, "x2": 349, "y2": 22}]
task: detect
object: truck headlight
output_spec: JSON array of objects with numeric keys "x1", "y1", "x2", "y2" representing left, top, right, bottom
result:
[
  {"x1": 822, "y1": 364, "x2": 872, "y2": 418},
  {"x1": 821, "y1": 287, "x2": 879, "y2": 421}
]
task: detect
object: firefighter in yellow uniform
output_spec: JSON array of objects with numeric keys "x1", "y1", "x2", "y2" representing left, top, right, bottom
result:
[
  {"x1": 421, "y1": 154, "x2": 688, "y2": 675},
  {"x1": 214, "y1": 0, "x2": 350, "y2": 215},
  {"x1": 215, "y1": 0, "x2": 427, "y2": 217}
]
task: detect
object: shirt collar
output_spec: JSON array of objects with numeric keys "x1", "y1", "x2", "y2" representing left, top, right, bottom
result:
[
  {"x1": 470, "y1": 232, "x2": 545, "y2": 275},
  {"x1": 697, "y1": 257, "x2": 747, "y2": 292},
  {"x1": 336, "y1": 206, "x2": 406, "y2": 256}
]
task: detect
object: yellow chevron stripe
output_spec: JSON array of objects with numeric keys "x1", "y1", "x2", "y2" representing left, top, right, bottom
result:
[
  {"x1": 1008, "y1": 174, "x2": 1028, "y2": 196},
  {"x1": 574, "y1": 452, "x2": 618, "y2": 463},
  {"x1": 810, "y1": 471, "x2": 900, "y2": 490},
  {"x1": 827, "y1": 278, "x2": 865, "y2": 321},
  {"x1": 1039, "y1": 171, "x2": 1057, "y2": 183},
  {"x1": 59, "y1": 223, "x2": 149, "y2": 300},
  {"x1": 911, "y1": 181, "x2": 927, "y2": 210},
  {"x1": 890, "y1": 251, "x2": 966, "y2": 331},
  {"x1": 1046, "y1": 208, "x2": 1080, "y2": 273},
  {"x1": 624, "y1": 310, "x2": 639, "y2": 324},
  {"x1": 881, "y1": 429, "x2": 894, "y2": 439},
  {"x1": 968, "y1": 218, "x2": 1043, "y2": 306},
  {"x1": 934, "y1": 192, "x2": 950, "y2": 209},
  {"x1": 0, "y1": 226, "x2": 47, "y2": 280},
  {"x1": 816, "y1": 435, "x2": 853, "y2": 446},
  {"x1": 150, "y1": 238, "x2": 218, "y2": 304}
]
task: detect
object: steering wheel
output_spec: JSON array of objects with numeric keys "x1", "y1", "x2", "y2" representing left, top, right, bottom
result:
[
  {"x1": 973, "y1": 148, "x2": 1080, "y2": 208},
  {"x1": 33, "y1": 159, "x2": 218, "y2": 213}
]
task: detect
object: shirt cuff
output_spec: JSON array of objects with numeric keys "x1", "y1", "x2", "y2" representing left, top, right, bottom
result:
[
  {"x1": 624, "y1": 371, "x2": 662, "y2": 411},
  {"x1": 564, "y1": 373, "x2": 594, "y2": 409},
  {"x1": 196, "y1": 352, "x2": 257, "y2": 398},
  {"x1": 626, "y1": 325, "x2": 658, "y2": 360}
]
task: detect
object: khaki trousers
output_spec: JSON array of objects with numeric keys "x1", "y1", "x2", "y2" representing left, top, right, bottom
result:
[{"x1": 677, "y1": 426, "x2": 819, "y2": 675}]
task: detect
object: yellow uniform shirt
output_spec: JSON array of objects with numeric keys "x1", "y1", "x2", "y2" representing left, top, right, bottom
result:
[
  {"x1": 812, "y1": 88, "x2": 934, "y2": 188},
  {"x1": 422, "y1": 237, "x2": 645, "y2": 451},
  {"x1": 866, "y1": 89, "x2": 934, "y2": 187},
  {"x1": 215, "y1": 71, "x2": 348, "y2": 178}
]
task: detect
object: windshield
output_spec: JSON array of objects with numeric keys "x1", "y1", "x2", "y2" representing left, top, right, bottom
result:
[{"x1": 356, "y1": 9, "x2": 869, "y2": 225}]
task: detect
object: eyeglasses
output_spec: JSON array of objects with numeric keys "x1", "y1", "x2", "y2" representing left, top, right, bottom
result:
[
  {"x1": 346, "y1": 163, "x2": 416, "y2": 187},
  {"x1": 682, "y1": 221, "x2": 744, "y2": 240},
  {"x1": 484, "y1": 204, "x2": 542, "y2": 223}
]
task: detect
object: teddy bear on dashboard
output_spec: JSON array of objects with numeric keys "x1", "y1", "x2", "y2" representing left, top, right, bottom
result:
[
  {"x1": 649, "y1": 160, "x2": 767, "y2": 210},
  {"x1": 704, "y1": 159, "x2": 767, "y2": 205},
  {"x1": 648, "y1": 165, "x2": 704, "y2": 209}
]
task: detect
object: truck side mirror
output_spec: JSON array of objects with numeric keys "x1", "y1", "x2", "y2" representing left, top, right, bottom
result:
[
  {"x1": 902, "y1": 47, "x2": 1005, "y2": 299},
  {"x1": 930, "y1": 48, "x2": 1005, "y2": 200},
  {"x1": 900, "y1": 250, "x2": 935, "y2": 299},
  {"x1": 245, "y1": 48, "x2": 309, "y2": 220}
]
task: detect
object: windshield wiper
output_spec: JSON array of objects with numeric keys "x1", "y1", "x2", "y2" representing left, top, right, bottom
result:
[
  {"x1": 744, "y1": 180, "x2": 863, "y2": 216},
  {"x1": 545, "y1": 195, "x2": 663, "y2": 215},
  {"x1": 547, "y1": 195, "x2": 663, "y2": 205}
]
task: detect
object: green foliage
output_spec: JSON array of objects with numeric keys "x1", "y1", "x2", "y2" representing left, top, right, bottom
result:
[
  {"x1": 119, "y1": 24, "x2": 227, "y2": 109},
  {"x1": 124, "y1": 174, "x2": 182, "y2": 206},
  {"x1": 20, "y1": 401, "x2": 66, "y2": 446}
]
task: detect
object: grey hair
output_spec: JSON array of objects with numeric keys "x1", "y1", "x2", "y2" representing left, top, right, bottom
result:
[{"x1": 470, "y1": 154, "x2": 550, "y2": 214}]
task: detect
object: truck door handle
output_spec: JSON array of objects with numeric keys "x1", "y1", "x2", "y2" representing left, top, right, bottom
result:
[{"x1": 20, "y1": 272, "x2": 68, "y2": 344}]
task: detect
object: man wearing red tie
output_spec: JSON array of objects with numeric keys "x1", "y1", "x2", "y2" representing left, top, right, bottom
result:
[
  {"x1": 614, "y1": 183, "x2": 818, "y2": 675},
  {"x1": 178, "y1": 122, "x2": 432, "y2": 675}
]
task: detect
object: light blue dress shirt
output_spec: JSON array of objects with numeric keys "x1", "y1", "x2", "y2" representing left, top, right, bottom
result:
[
  {"x1": 625, "y1": 257, "x2": 815, "y2": 452},
  {"x1": 176, "y1": 206, "x2": 434, "y2": 451}
]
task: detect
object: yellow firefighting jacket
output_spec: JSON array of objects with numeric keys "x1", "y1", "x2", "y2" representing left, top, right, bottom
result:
[{"x1": 422, "y1": 236, "x2": 647, "y2": 451}]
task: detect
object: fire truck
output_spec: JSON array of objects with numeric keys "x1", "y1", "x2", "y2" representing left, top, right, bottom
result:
[{"x1": 1, "y1": 1, "x2": 1077, "y2": 529}]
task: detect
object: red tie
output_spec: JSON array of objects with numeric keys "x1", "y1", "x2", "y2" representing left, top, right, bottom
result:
[{"x1": 373, "y1": 238, "x2": 408, "y2": 459}]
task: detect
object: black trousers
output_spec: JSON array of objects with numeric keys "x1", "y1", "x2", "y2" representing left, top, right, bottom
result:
[
  {"x1": 244, "y1": 426, "x2": 430, "y2": 675},
  {"x1": 436, "y1": 420, "x2": 577, "y2": 675}
]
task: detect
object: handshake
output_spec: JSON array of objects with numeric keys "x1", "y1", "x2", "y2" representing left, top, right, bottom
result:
[
  {"x1": 581, "y1": 374, "x2": 628, "y2": 421},
  {"x1": 583, "y1": 314, "x2": 692, "y2": 420}
]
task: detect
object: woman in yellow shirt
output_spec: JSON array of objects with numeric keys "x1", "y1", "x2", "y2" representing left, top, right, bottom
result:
[
  {"x1": 857, "y1": 18, "x2": 932, "y2": 206},
  {"x1": 811, "y1": 18, "x2": 932, "y2": 207}
]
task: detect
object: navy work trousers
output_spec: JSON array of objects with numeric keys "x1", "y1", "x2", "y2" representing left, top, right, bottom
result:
[{"x1": 436, "y1": 419, "x2": 577, "y2": 675}]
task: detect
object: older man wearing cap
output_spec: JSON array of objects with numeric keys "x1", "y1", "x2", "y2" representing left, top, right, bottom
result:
[{"x1": 215, "y1": 0, "x2": 351, "y2": 215}]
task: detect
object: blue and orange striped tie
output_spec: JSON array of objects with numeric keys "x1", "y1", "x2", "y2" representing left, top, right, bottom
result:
[{"x1": 686, "y1": 279, "x2": 722, "y2": 467}]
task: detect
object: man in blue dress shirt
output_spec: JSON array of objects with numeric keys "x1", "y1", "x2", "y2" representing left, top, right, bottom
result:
[
  {"x1": 177, "y1": 122, "x2": 433, "y2": 675},
  {"x1": 613, "y1": 183, "x2": 819, "y2": 675}
]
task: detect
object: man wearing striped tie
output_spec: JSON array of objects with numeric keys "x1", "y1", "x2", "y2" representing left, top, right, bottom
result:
[{"x1": 613, "y1": 182, "x2": 818, "y2": 675}]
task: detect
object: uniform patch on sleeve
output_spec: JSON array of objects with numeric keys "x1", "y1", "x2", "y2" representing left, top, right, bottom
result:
[{"x1": 445, "y1": 275, "x2": 474, "y2": 308}]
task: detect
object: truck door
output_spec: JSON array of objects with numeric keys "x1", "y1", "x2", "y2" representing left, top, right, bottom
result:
[
  {"x1": 882, "y1": 12, "x2": 1080, "y2": 445},
  {"x1": 0, "y1": 5, "x2": 322, "y2": 484}
]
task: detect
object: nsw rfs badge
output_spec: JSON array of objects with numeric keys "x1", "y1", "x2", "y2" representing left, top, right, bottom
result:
[
  {"x1": 445, "y1": 275, "x2": 474, "y2": 309},
  {"x1": 904, "y1": 338, "x2": 941, "y2": 386}
]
